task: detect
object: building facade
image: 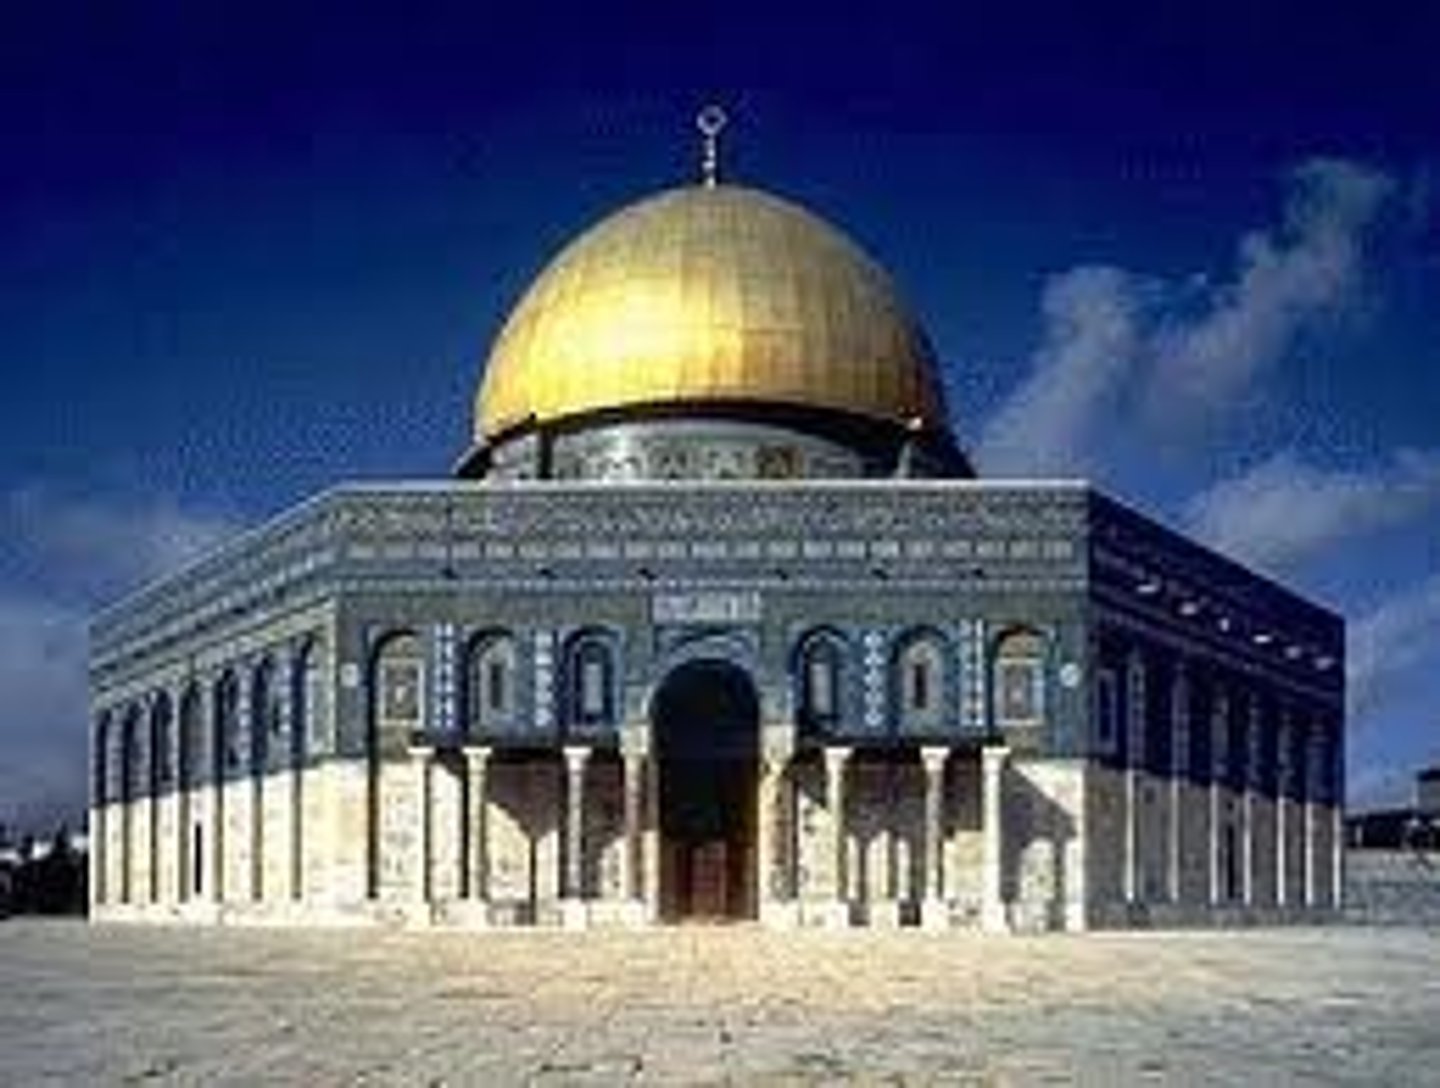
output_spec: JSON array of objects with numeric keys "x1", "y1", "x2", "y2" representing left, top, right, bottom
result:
[{"x1": 89, "y1": 163, "x2": 1345, "y2": 931}]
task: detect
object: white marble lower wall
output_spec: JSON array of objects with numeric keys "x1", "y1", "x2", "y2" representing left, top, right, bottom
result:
[
  {"x1": 1079, "y1": 764, "x2": 1342, "y2": 928},
  {"x1": 91, "y1": 755, "x2": 1344, "y2": 931}
]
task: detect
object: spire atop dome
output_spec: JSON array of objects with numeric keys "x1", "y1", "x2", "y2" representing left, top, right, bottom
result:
[{"x1": 697, "y1": 104, "x2": 727, "y2": 187}]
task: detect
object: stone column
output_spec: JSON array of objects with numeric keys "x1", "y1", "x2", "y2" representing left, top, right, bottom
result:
[
  {"x1": 981, "y1": 744, "x2": 1011, "y2": 933},
  {"x1": 1123, "y1": 765, "x2": 1139, "y2": 905},
  {"x1": 759, "y1": 724, "x2": 797, "y2": 928},
  {"x1": 1302, "y1": 723, "x2": 1318, "y2": 908},
  {"x1": 1208, "y1": 689, "x2": 1226, "y2": 907},
  {"x1": 562, "y1": 745, "x2": 590, "y2": 927},
  {"x1": 91, "y1": 804, "x2": 106, "y2": 909},
  {"x1": 1167, "y1": 668, "x2": 1186, "y2": 905},
  {"x1": 643, "y1": 754, "x2": 660, "y2": 918},
  {"x1": 1276, "y1": 713, "x2": 1291, "y2": 908},
  {"x1": 175, "y1": 783, "x2": 191, "y2": 906},
  {"x1": 757, "y1": 757, "x2": 781, "y2": 906},
  {"x1": 1330, "y1": 804, "x2": 1344, "y2": 911},
  {"x1": 209, "y1": 773, "x2": 224, "y2": 905},
  {"x1": 1123, "y1": 652, "x2": 1145, "y2": 906},
  {"x1": 622, "y1": 751, "x2": 645, "y2": 903},
  {"x1": 462, "y1": 745, "x2": 491, "y2": 904},
  {"x1": 1241, "y1": 694, "x2": 1260, "y2": 908},
  {"x1": 283, "y1": 674, "x2": 302, "y2": 904},
  {"x1": 408, "y1": 745, "x2": 434, "y2": 908},
  {"x1": 920, "y1": 746, "x2": 950, "y2": 929},
  {"x1": 1303, "y1": 796, "x2": 1317, "y2": 907},
  {"x1": 148, "y1": 749, "x2": 161, "y2": 905},
  {"x1": 1207, "y1": 779, "x2": 1222, "y2": 906},
  {"x1": 822, "y1": 746, "x2": 852, "y2": 927},
  {"x1": 1330, "y1": 721, "x2": 1344, "y2": 909}
]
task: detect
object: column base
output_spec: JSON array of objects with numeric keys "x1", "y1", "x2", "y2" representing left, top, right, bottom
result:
[
  {"x1": 559, "y1": 898, "x2": 591, "y2": 930},
  {"x1": 867, "y1": 899, "x2": 905, "y2": 929},
  {"x1": 436, "y1": 900, "x2": 493, "y2": 928},
  {"x1": 759, "y1": 900, "x2": 803, "y2": 930},
  {"x1": 981, "y1": 901, "x2": 1011, "y2": 934},
  {"x1": 800, "y1": 900, "x2": 852, "y2": 929},
  {"x1": 919, "y1": 898, "x2": 951, "y2": 931},
  {"x1": 585, "y1": 900, "x2": 650, "y2": 929}
]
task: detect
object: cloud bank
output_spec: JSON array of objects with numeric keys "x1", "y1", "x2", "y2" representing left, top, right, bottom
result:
[
  {"x1": 972, "y1": 266, "x2": 1139, "y2": 476},
  {"x1": 978, "y1": 158, "x2": 1395, "y2": 476},
  {"x1": 1348, "y1": 573, "x2": 1440, "y2": 725},
  {"x1": 1147, "y1": 158, "x2": 1395, "y2": 419},
  {"x1": 1183, "y1": 447, "x2": 1440, "y2": 574},
  {"x1": 0, "y1": 488, "x2": 238, "y2": 831}
]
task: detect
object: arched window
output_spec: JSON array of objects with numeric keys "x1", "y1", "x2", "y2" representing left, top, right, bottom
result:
[
  {"x1": 214, "y1": 671, "x2": 241, "y2": 775},
  {"x1": 375, "y1": 632, "x2": 425, "y2": 753},
  {"x1": 994, "y1": 628, "x2": 1046, "y2": 728},
  {"x1": 796, "y1": 630, "x2": 846, "y2": 732},
  {"x1": 292, "y1": 639, "x2": 323, "y2": 756},
  {"x1": 251, "y1": 657, "x2": 283, "y2": 770},
  {"x1": 563, "y1": 632, "x2": 617, "y2": 730},
  {"x1": 179, "y1": 685, "x2": 203, "y2": 789},
  {"x1": 894, "y1": 630, "x2": 947, "y2": 733},
  {"x1": 94, "y1": 712, "x2": 110, "y2": 805},
  {"x1": 121, "y1": 705, "x2": 143, "y2": 802},
  {"x1": 465, "y1": 631, "x2": 517, "y2": 735},
  {"x1": 150, "y1": 692, "x2": 174, "y2": 789}
]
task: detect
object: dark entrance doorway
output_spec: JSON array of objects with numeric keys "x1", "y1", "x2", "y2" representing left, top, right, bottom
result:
[{"x1": 652, "y1": 659, "x2": 759, "y2": 921}]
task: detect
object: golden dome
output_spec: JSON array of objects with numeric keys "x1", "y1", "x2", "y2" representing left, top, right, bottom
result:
[{"x1": 475, "y1": 184, "x2": 948, "y2": 443}]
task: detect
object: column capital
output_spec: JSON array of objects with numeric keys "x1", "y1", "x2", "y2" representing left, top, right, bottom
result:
[
  {"x1": 406, "y1": 743, "x2": 435, "y2": 761},
  {"x1": 920, "y1": 745, "x2": 951, "y2": 774},
  {"x1": 761, "y1": 722, "x2": 797, "y2": 767},
  {"x1": 563, "y1": 744, "x2": 592, "y2": 772},
  {"x1": 981, "y1": 743, "x2": 1011, "y2": 770},
  {"x1": 620, "y1": 722, "x2": 651, "y2": 759},
  {"x1": 762, "y1": 752, "x2": 792, "y2": 776},
  {"x1": 822, "y1": 745, "x2": 853, "y2": 772},
  {"x1": 461, "y1": 744, "x2": 493, "y2": 772}
]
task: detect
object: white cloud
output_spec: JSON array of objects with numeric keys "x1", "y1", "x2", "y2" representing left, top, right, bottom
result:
[
  {"x1": 1348, "y1": 572, "x2": 1440, "y2": 724},
  {"x1": 975, "y1": 266, "x2": 1140, "y2": 475},
  {"x1": 0, "y1": 597, "x2": 90, "y2": 831},
  {"x1": 4, "y1": 486, "x2": 237, "y2": 602},
  {"x1": 977, "y1": 158, "x2": 1395, "y2": 476},
  {"x1": 1347, "y1": 762, "x2": 1419, "y2": 810},
  {"x1": 1148, "y1": 158, "x2": 1394, "y2": 418},
  {"x1": 0, "y1": 488, "x2": 241, "y2": 830},
  {"x1": 1183, "y1": 447, "x2": 1440, "y2": 573}
]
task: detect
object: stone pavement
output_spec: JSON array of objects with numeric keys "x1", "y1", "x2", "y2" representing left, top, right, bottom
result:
[{"x1": 1, "y1": 920, "x2": 1437, "y2": 1085}]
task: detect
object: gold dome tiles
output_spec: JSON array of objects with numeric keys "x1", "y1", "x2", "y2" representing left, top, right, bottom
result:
[{"x1": 476, "y1": 184, "x2": 947, "y2": 440}]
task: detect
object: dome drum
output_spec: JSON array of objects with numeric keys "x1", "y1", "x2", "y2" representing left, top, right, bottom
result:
[{"x1": 456, "y1": 398, "x2": 971, "y2": 482}]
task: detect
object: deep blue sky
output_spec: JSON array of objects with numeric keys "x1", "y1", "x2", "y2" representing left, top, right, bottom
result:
[{"x1": 2, "y1": 1, "x2": 1437, "y2": 825}]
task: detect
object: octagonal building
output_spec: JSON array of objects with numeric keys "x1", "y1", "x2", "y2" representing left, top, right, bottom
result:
[{"x1": 89, "y1": 148, "x2": 1345, "y2": 931}]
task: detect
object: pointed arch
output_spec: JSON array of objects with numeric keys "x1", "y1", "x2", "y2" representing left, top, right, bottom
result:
[
  {"x1": 120, "y1": 703, "x2": 143, "y2": 805},
  {"x1": 992, "y1": 625, "x2": 1048, "y2": 729},
  {"x1": 251, "y1": 656, "x2": 283, "y2": 773},
  {"x1": 560, "y1": 627, "x2": 620, "y2": 734},
  {"x1": 892, "y1": 626, "x2": 950, "y2": 734},
  {"x1": 93, "y1": 711, "x2": 111, "y2": 806},
  {"x1": 150, "y1": 691, "x2": 174, "y2": 791},
  {"x1": 463, "y1": 628, "x2": 518, "y2": 737},
  {"x1": 371, "y1": 629, "x2": 426, "y2": 754},
  {"x1": 179, "y1": 683, "x2": 204, "y2": 789},
  {"x1": 213, "y1": 669, "x2": 241, "y2": 777},
  {"x1": 291, "y1": 637, "x2": 323, "y2": 759},
  {"x1": 119, "y1": 702, "x2": 143, "y2": 903},
  {"x1": 793, "y1": 626, "x2": 850, "y2": 736}
]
